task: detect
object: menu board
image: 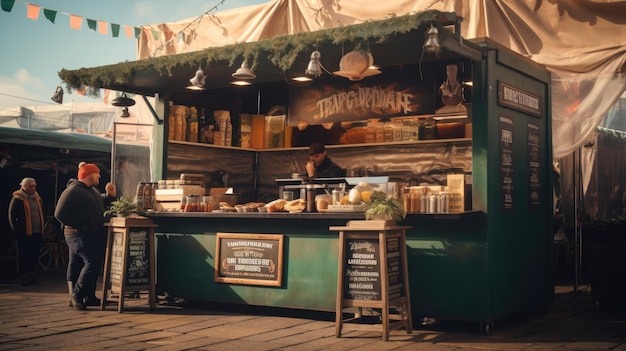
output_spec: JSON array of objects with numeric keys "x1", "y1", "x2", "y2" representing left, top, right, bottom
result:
[
  {"x1": 386, "y1": 237, "x2": 405, "y2": 300},
  {"x1": 110, "y1": 231, "x2": 123, "y2": 290},
  {"x1": 126, "y1": 229, "x2": 150, "y2": 286},
  {"x1": 500, "y1": 116, "x2": 514, "y2": 212},
  {"x1": 527, "y1": 122, "x2": 541, "y2": 210},
  {"x1": 343, "y1": 238, "x2": 382, "y2": 301},
  {"x1": 109, "y1": 228, "x2": 150, "y2": 291},
  {"x1": 215, "y1": 233, "x2": 284, "y2": 287}
]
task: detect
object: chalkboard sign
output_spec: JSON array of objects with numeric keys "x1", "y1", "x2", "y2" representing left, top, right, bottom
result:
[
  {"x1": 102, "y1": 217, "x2": 157, "y2": 313},
  {"x1": 386, "y1": 236, "x2": 405, "y2": 300},
  {"x1": 331, "y1": 224, "x2": 413, "y2": 340},
  {"x1": 126, "y1": 229, "x2": 150, "y2": 286},
  {"x1": 110, "y1": 231, "x2": 123, "y2": 290},
  {"x1": 343, "y1": 238, "x2": 382, "y2": 300},
  {"x1": 109, "y1": 228, "x2": 151, "y2": 291},
  {"x1": 215, "y1": 233, "x2": 284, "y2": 287}
]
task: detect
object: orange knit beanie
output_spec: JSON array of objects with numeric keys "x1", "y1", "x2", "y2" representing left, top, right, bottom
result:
[{"x1": 78, "y1": 163, "x2": 100, "y2": 179}]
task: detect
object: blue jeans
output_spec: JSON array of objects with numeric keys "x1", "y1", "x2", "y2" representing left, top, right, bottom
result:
[{"x1": 64, "y1": 231, "x2": 104, "y2": 299}]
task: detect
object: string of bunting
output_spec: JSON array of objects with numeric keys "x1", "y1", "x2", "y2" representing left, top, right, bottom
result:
[{"x1": 0, "y1": 0, "x2": 142, "y2": 39}]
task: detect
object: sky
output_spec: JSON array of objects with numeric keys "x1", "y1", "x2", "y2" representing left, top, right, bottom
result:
[{"x1": 0, "y1": 0, "x2": 267, "y2": 110}]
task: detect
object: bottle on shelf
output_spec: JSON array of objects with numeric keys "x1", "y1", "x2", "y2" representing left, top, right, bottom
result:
[{"x1": 187, "y1": 107, "x2": 199, "y2": 143}]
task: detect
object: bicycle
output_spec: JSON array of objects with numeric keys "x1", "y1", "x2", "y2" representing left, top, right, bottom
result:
[
  {"x1": 1, "y1": 239, "x2": 56, "y2": 273},
  {"x1": 1, "y1": 221, "x2": 68, "y2": 274}
]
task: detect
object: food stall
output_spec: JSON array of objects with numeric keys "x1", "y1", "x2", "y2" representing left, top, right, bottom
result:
[{"x1": 59, "y1": 11, "x2": 553, "y2": 331}]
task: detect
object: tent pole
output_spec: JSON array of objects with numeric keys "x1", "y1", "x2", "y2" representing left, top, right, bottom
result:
[{"x1": 111, "y1": 122, "x2": 117, "y2": 186}]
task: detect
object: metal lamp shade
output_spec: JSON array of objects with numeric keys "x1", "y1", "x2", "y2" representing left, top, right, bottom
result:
[
  {"x1": 232, "y1": 60, "x2": 256, "y2": 80},
  {"x1": 423, "y1": 25, "x2": 441, "y2": 54},
  {"x1": 305, "y1": 51, "x2": 322, "y2": 77},
  {"x1": 111, "y1": 93, "x2": 136, "y2": 107}
]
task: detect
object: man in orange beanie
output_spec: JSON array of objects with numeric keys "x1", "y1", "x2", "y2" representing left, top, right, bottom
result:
[{"x1": 55, "y1": 162, "x2": 116, "y2": 310}]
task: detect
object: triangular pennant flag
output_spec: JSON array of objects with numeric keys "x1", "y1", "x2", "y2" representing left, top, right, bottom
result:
[
  {"x1": 98, "y1": 20, "x2": 107, "y2": 35},
  {"x1": 150, "y1": 28, "x2": 160, "y2": 41},
  {"x1": 111, "y1": 23, "x2": 120, "y2": 38},
  {"x1": 124, "y1": 25, "x2": 133, "y2": 38},
  {"x1": 43, "y1": 8, "x2": 56, "y2": 23},
  {"x1": 1, "y1": 0, "x2": 15, "y2": 12},
  {"x1": 86, "y1": 18, "x2": 97, "y2": 31},
  {"x1": 134, "y1": 27, "x2": 141, "y2": 39},
  {"x1": 69, "y1": 14, "x2": 82, "y2": 30},
  {"x1": 26, "y1": 3, "x2": 40, "y2": 20}
]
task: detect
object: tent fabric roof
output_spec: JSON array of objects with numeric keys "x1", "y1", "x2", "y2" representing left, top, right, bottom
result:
[
  {"x1": 60, "y1": 0, "x2": 626, "y2": 158},
  {"x1": 138, "y1": 0, "x2": 626, "y2": 159}
]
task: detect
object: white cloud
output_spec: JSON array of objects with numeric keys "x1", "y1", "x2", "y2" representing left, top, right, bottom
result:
[
  {"x1": 0, "y1": 69, "x2": 96, "y2": 108},
  {"x1": 0, "y1": 69, "x2": 46, "y2": 108}
]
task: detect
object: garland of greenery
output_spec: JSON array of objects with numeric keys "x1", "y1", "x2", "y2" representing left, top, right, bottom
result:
[{"x1": 59, "y1": 10, "x2": 454, "y2": 97}]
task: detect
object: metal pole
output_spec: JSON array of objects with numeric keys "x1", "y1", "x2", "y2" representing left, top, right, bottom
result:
[{"x1": 111, "y1": 122, "x2": 117, "y2": 186}]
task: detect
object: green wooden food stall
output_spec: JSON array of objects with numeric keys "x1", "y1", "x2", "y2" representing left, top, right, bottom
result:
[{"x1": 59, "y1": 12, "x2": 553, "y2": 331}]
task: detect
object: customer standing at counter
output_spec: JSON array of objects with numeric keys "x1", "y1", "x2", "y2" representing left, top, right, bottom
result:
[
  {"x1": 55, "y1": 162, "x2": 116, "y2": 310},
  {"x1": 305, "y1": 142, "x2": 344, "y2": 178}
]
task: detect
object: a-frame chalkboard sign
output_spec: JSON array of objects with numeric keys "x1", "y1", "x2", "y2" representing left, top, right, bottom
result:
[
  {"x1": 330, "y1": 221, "x2": 412, "y2": 341},
  {"x1": 102, "y1": 217, "x2": 158, "y2": 313}
]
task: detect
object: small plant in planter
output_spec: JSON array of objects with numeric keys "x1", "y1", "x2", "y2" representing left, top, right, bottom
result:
[
  {"x1": 103, "y1": 196, "x2": 140, "y2": 218},
  {"x1": 363, "y1": 190, "x2": 406, "y2": 222}
]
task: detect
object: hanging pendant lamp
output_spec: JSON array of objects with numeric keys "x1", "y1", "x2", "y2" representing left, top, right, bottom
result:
[{"x1": 111, "y1": 93, "x2": 136, "y2": 107}]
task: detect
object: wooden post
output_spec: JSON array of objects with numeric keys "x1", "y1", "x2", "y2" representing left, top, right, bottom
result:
[
  {"x1": 102, "y1": 217, "x2": 158, "y2": 313},
  {"x1": 331, "y1": 223, "x2": 412, "y2": 341}
]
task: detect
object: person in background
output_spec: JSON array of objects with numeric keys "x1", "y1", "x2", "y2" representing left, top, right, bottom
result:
[
  {"x1": 8, "y1": 177, "x2": 45, "y2": 285},
  {"x1": 305, "y1": 142, "x2": 344, "y2": 178},
  {"x1": 55, "y1": 162, "x2": 116, "y2": 310}
]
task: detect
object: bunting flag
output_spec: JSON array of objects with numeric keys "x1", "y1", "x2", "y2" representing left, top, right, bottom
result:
[
  {"x1": 69, "y1": 14, "x2": 82, "y2": 30},
  {"x1": 111, "y1": 23, "x2": 120, "y2": 38},
  {"x1": 43, "y1": 8, "x2": 56, "y2": 23},
  {"x1": 26, "y1": 3, "x2": 38, "y2": 20},
  {"x1": 1, "y1": 0, "x2": 141, "y2": 39},
  {"x1": 1, "y1": 0, "x2": 15, "y2": 12},
  {"x1": 124, "y1": 25, "x2": 133, "y2": 38},
  {"x1": 86, "y1": 18, "x2": 97, "y2": 31},
  {"x1": 98, "y1": 20, "x2": 107, "y2": 35}
]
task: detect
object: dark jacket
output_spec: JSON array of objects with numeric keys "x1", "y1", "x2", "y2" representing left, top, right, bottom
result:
[
  {"x1": 54, "y1": 179, "x2": 113, "y2": 234},
  {"x1": 9, "y1": 189, "x2": 45, "y2": 236},
  {"x1": 314, "y1": 156, "x2": 344, "y2": 178}
]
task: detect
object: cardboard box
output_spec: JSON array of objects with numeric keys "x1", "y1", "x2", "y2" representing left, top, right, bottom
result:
[
  {"x1": 264, "y1": 115, "x2": 285, "y2": 148},
  {"x1": 446, "y1": 174, "x2": 465, "y2": 213}
]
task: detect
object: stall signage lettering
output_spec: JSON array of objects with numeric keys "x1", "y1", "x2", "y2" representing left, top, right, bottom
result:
[
  {"x1": 288, "y1": 68, "x2": 434, "y2": 124},
  {"x1": 126, "y1": 230, "x2": 149, "y2": 285},
  {"x1": 527, "y1": 122, "x2": 542, "y2": 210},
  {"x1": 386, "y1": 237, "x2": 405, "y2": 300},
  {"x1": 500, "y1": 116, "x2": 514, "y2": 212},
  {"x1": 316, "y1": 87, "x2": 414, "y2": 120},
  {"x1": 344, "y1": 239, "x2": 381, "y2": 300},
  {"x1": 109, "y1": 228, "x2": 150, "y2": 289},
  {"x1": 215, "y1": 233, "x2": 284, "y2": 287},
  {"x1": 498, "y1": 81, "x2": 542, "y2": 117}
]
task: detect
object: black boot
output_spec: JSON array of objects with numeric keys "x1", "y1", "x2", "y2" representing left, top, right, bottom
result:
[
  {"x1": 70, "y1": 294, "x2": 86, "y2": 310},
  {"x1": 83, "y1": 295, "x2": 101, "y2": 307}
]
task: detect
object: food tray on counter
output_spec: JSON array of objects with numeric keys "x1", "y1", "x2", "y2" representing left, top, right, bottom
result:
[{"x1": 325, "y1": 204, "x2": 365, "y2": 212}]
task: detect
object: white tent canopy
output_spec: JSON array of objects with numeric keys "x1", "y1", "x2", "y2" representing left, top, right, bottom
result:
[{"x1": 138, "y1": 0, "x2": 626, "y2": 159}]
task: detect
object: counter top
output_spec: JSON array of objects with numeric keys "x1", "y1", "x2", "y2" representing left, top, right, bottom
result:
[{"x1": 145, "y1": 210, "x2": 483, "y2": 220}]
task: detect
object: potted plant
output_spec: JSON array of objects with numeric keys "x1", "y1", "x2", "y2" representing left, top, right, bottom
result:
[
  {"x1": 103, "y1": 196, "x2": 140, "y2": 218},
  {"x1": 363, "y1": 190, "x2": 406, "y2": 222}
]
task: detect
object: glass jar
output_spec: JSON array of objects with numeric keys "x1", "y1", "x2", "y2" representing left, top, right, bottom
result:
[{"x1": 185, "y1": 195, "x2": 201, "y2": 212}]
